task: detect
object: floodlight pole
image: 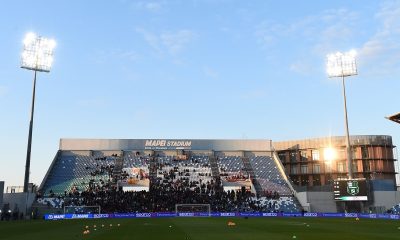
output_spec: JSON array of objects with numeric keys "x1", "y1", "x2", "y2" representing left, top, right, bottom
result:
[
  {"x1": 341, "y1": 74, "x2": 353, "y2": 180},
  {"x1": 23, "y1": 70, "x2": 37, "y2": 193}
]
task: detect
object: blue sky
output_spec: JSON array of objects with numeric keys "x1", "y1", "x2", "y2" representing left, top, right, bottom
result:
[{"x1": 1, "y1": 0, "x2": 399, "y2": 187}]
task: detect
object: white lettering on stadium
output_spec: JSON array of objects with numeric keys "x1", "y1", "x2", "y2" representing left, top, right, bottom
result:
[
  {"x1": 344, "y1": 213, "x2": 358, "y2": 218},
  {"x1": 178, "y1": 213, "x2": 194, "y2": 217},
  {"x1": 145, "y1": 140, "x2": 192, "y2": 148},
  {"x1": 72, "y1": 214, "x2": 89, "y2": 219},
  {"x1": 136, "y1": 213, "x2": 151, "y2": 218},
  {"x1": 220, "y1": 213, "x2": 235, "y2": 217},
  {"x1": 262, "y1": 213, "x2": 278, "y2": 217},
  {"x1": 304, "y1": 213, "x2": 318, "y2": 217}
]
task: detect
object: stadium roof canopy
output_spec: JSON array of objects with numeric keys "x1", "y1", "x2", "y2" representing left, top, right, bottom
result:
[{"x1": 386, "y1": 112, "x2": 400, "y2": 124}]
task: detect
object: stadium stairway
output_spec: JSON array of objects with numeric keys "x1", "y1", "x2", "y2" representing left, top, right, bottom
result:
[
  {"x1": 149, "y1": 156, "x2": 158, "y2": 181},
  {"x1": 113, "y1": 156, "x2": 124, "y2": 183},
  {"x1": 209, "y1": 155, "x2": 220, "y2": 177},
  {"x1": 241, "y1": 157, "x2": 263, "y2": 196}
]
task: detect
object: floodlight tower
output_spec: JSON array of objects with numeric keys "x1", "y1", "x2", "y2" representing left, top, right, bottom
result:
[
  {"x1": 21, "y1": 32, "x2": 56, "y2": 193},
  {"x1": 326, "y1": 50, "x2": 357, "y2": 179}
]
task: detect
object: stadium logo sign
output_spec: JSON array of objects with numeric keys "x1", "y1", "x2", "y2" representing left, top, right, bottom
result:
[
  {"x1": 47, "y1": 214, "x2": 65, "y2": 220},
  {"x1": 156, "y1": 213, "x2": 176, "y2": 217},
  {"x1": 283, "y1": 213, "x2": 303, "y2": 217},
  {"x1": 322, "y1": 213, "x2": 344, "y2": 217},
  {"x1": 346, "y1": 181, "x2": 359, "y2": 196},
  {"x1": 377, "y1": 214, "x2": 390, "y2": 219},
  {"x1": 220, "y1": 212, "x2": 236, "y2": 217},
  {"x1": 114, "y1": 213, "x2": 135, "y2": 218},
  {"x1": 72, "y1": 214, "x2": 89, "y2": 219},
  {"x1": 344, "y1": 213, "x2": 358, "y2": 218},
  {"x1": 145, "y1": 140, "x2": 192, "y2": 148},
  {"x1": 136, "y1": 213, "x2": 152, "y2": 218},
  {"x1": 303, "y1": 213, "x2": 318, "y2": 217},
  {"x1": 94, "y1": 214, "x2": 109, "y2": 219},
  {"x1": 262, "y1": 213, "x2": 278, "y2": 217},
  {"x1": 178, "y1": 213, "x2": 195, "y2": 217}
]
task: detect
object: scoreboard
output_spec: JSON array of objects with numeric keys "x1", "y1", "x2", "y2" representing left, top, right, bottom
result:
[{"x1": 333, "y1": 179, "x2": 368, "y2": 201}]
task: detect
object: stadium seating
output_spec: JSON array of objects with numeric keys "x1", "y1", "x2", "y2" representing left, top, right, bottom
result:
[
  {"x1": 217, "y1": 156, "x2": 248, "y2": 180},
  {"x1": 37, "y1": 151, "x2": 301, "y2": 213},
  {"x1": 250, "y1": 196, "x2": 299, "y2": 212},
  {"x1": 36, "y1": 197, "x2": 64, "y2": 209},
  {"x1": 390, "y1": 203, "x2": 400, "y2": 214},
  {"x1": 249, "y1": 156, "x2": 292, "y2": 195},
  {"x1": 155, "y1": 155, "x2": 213, "y2": 188},
  {"x1": 41, "y1": 154, "x2": 115, "y2": 196}
]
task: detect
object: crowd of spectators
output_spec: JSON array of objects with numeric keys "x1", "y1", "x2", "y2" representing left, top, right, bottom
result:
[
  {"x1": 38, "y1": 155, "x2": 289, "y2": 214},
  {"x1": 221, "y1": 173, "x2": 249, "y2": 182},
  {"x1": 89, "y1": 164, "x2": 114, "y2": 178},
  {"x1": 62, "y1": 178, "x2": 280, "y2": 213}
]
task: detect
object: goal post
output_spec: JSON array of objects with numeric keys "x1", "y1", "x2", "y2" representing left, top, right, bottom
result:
[
  {"x1": 63, "y1": 205, "x2": 101, "y2": 214},
  {"x1": 175, "y1": 204, "x2": 211, "y2": 217}
]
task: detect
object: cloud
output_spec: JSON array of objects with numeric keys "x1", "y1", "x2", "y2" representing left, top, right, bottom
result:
[
  {"x1": 203, "y1": 66, "x2": 219, "y2": 79},
  {"x1": 93, "y1": 49, "x2": 139, "y2": 64},
  {"x1": 255, "y1": 8, "x2": 359, "y2": 53},
  {"x1": 240, "y1": 89, "x2": 266, "y2": 100},
  {"x1": 289, "y1": 61, "x2": 314, "y2": 75},
  {"x1": 263, "y1": 1, "x2": 400, "y2": 77},
  {"x1": 136, "y1": 28, "x2": 196, "y2": 57},
  {"x1": 255, "y1": 8, "x2": 360, "y2": 75},
  {"x1": 357, "y1": 1, "x2": 400, "y2": 75},
  {"x1": 145, "y1": 2, "x2": 162, "y2": 11},
  {"x1": 161, "y1": 30, "x2": 195, "y2": 55},
  {"x1": 0, "y1": 86, "x2": 8, "y2": 97},
  {"x1": 136, "y1": 28, "x2": 162, "y2": 54},
  {"x1": 135, "y1": 1, "x2": 164, "y2": 12}
]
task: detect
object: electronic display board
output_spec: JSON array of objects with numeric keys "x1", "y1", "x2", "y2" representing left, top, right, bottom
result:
[{"x1": 333, "y1": 179, "x2": 368, "y2": 201}]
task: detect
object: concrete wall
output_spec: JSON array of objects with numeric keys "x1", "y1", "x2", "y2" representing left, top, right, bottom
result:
[
  {"x1": 2, "y1": 193, "x2": 36, "y2": 216},
  {"x1": 295, "y1": 192, "x2": 310, "y2": 211},
  {"x1": 307, "y1": 192, "x2": 337, "y2": 212},
  {"x1": 373, "y1": 191, "x2": 400, "y2": 210},
  {"x1": 297, "y1": 191, "x2": 337, "y2": 212},
  {"x1": 296, "y1": 190, "x2": 400, "y2": 213},
  {"x1": 0, "y1": 181, "x2": 4, "y2": 209}
]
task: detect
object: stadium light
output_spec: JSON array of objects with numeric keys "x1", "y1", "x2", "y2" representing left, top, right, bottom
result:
[
  {"x1": 326, "y1": 50, "x2": 357, "y2": 179},
  {"x1": 21, "y1": 32, "x2": 56, "y2": 193},
  {"x1": 21, "y1": 32, "x2": 56, "y2": 72},
  {"x1": 324, "y1": 147, "x2": 336, "y2": 163}
]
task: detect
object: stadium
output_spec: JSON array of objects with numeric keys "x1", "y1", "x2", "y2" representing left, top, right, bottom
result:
[
  {"x1": 2, "y1": 1, "x2": 400, "y2": 240},
  {"x1": 1, "y1": 137, "x2": 400, "y2": 239}
]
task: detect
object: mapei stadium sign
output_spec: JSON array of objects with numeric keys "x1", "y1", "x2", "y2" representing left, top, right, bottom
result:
[{"x1": 144, "y1": 140, "x2": 192, "y2": 150}]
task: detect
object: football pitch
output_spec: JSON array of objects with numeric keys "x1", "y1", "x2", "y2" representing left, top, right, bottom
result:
[{"x1": 1, "y1": 217, "x2": 399, "y2": 240}]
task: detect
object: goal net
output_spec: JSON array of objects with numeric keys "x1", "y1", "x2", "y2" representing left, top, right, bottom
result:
[
  {"x1": 64, "y1": 205, "x2": 101, "y2": 214},
  {"x1": 175, "y1": 204, "x2": 211, "y2": 217}
]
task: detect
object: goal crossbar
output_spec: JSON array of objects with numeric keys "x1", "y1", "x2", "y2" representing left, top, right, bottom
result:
[{"x1": 175, "y1": 204, "x2": 211, "y2": 217}]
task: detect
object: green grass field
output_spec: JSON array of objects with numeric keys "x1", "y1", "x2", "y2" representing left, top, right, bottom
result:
[{"x1": 1, "y1": 217, "x2": 399, "y2": 240}]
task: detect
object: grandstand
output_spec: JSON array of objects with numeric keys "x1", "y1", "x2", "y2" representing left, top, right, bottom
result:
[{"x1": 36, "y1": 139, "x2": 301, "y2": 214}]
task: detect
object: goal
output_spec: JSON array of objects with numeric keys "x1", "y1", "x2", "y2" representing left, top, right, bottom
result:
[
  {"x1": 175, "y1": 204, "x2": 211, "y2": 217},
  {"x1": 63, "y1": 205, "x2": 101, "y2": 214}
]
